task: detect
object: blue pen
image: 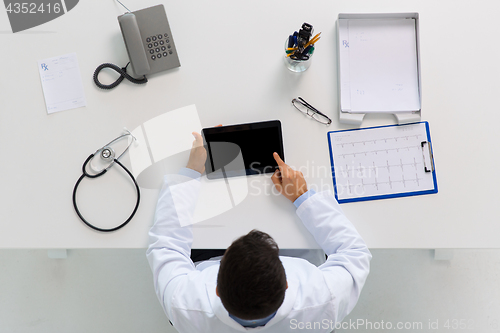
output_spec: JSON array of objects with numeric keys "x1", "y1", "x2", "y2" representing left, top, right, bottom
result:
[
  {"x1": 293, "y1": 31, "x2": 298, "y2": 46},
  {"x1": 288, "y1": 35, "x2": 294, "y2": 48},
  {"x1": 303, "y1": 45, "x2": 313, "y2": 56}
]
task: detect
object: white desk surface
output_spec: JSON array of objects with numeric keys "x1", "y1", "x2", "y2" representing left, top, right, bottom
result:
[{"x1": 1, "y1": 0, "x2": 499, "y2": 249}]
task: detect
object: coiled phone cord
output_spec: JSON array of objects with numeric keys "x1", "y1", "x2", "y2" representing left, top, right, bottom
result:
[
  {"x1": 73, "y1": 154, "x2": 141, "y2": 232},
  {"x1": 93, "y1": 62, "x2": 147, "y2": 90}
]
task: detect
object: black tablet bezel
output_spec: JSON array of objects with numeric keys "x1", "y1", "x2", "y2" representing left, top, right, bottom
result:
[{"x1": 202, "y1": 120, "x2": 284, "y2": 179}]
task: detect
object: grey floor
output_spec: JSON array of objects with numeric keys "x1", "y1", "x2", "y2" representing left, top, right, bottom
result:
[{"x1": 1, "y1": 249, "x2": 499, "y2": 333}]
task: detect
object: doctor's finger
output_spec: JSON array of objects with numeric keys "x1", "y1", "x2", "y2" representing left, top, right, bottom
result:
[
  {"x1": 271, "y1": 170, "x2": 283, "y2": 191},
  {"x1": 273, "y1": 152, "x2": 286, "y2": 167},
  {"x1": 273, "y1": 153, "x2": 290, "y2": 177},
  {"x1": 192, "y1": 132, "x2": 203, "y2": 147}
]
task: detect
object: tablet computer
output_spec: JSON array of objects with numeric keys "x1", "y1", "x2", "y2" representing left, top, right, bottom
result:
[{"x1": 202, "y1": 120, "x2": 284, "y2": 179}]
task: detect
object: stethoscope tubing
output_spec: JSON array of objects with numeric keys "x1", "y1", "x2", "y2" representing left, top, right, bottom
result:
[{"x1": 73, "y1": 154, "x2": 141, "y2": 232}]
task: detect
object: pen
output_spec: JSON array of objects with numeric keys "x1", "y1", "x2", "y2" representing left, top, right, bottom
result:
[
  {"x1": 285, "y1": 24, "x2": 318, "y2": 61},
  {"x1": 302, "y1": 45, "x2": 313, "y2": 55}
]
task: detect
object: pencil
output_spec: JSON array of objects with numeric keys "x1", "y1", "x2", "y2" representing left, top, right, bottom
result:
[{"x1": 304, "y1": 32, "x2": 321, "y2": 48}]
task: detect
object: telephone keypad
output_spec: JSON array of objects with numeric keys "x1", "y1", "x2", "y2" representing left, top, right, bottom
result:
[{"x1": 145, "y1": 33, "x2": 175, "y2": 62}]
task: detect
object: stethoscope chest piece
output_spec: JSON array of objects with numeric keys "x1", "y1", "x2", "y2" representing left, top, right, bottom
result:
[
  {"x1": 88, "y1": 146, "x2": 116, "y2": 174},
  {"x1": 73, "y1": 131, "x2": 140, "y2": 232},
  {"x1": 101, "y1": 147, "x2": 115, "y2": 160}
]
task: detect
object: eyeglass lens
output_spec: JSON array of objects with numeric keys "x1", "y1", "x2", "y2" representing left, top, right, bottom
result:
[
  {"x1": 293, "y1": 100, "x2": 330, "y2": 124},
  {"x1": 311, "y1": 112, "x2": 331, "y2": 124}
]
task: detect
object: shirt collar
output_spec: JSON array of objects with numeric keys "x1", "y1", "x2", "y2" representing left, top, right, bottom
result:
[{"x1": 228, "y1": 311, "x2": 277, "y2": 328}]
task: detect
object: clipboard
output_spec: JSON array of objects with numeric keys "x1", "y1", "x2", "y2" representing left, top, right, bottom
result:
[{"x1": 327, "y1": 122, "x2": 437, "y2": 203}]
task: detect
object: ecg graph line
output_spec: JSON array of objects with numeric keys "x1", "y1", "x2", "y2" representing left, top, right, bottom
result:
[
  {"x1": 342, "y1": 172, "x2": 423, "y2": 194},
  {"x1": 361, "y1": 173, "x2": 423, "y2": 188},
  {"x1": 340, "y1": 158, "x2": 421, "y2": 174},
  {"x1": 338, "y1": 145, "x2": 421, "y2": 159},
  {"x1": 336, "y1": 134, "x2": 423, "y2": 148},
  {"x1": 382, "y1": 158, "x2": 420, "y2": 172}
]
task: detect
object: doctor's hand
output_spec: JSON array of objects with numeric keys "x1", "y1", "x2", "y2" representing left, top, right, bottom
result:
[
  {"x1": 271, "y1": 152, "x2": 308, "y2": 203},
  {"x1": 186, "y1": 132, "x2": 207, "y2": 174},
  {"x1": 186, "y1": 125, "x2": 222, "y2": 174}
]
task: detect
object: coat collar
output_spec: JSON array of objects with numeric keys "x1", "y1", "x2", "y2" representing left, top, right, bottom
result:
[{"x1": 206, "y1": 279, "x2": 298, "y2": 331}]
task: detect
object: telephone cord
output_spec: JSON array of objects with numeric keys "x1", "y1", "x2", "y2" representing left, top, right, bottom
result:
[{"x1": 93, "y1": 62, "x2": 147, "y2": 90}]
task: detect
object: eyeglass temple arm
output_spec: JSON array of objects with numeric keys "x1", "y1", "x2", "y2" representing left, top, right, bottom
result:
[{"x1": 297, "y1": 97, "x2": 331, "y2": 120}]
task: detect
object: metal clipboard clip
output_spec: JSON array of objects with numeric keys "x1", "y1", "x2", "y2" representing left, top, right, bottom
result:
[{"x1": 421, "y1": 141, "x2": 435, "y2": 173}]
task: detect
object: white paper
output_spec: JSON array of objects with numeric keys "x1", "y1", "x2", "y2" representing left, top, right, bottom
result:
[
  {"x1": 329, "y1": 123, "x2": 434, "y2": 201},
  {"x1": 338, "y1": 19, "x2": 351, "y2": 112},
  {"x1": 348, "y1": 19, "x2": 420, "y2": 113},
  {"x1": 37, "y1": 53, "x2": 86, "y2": 114}
]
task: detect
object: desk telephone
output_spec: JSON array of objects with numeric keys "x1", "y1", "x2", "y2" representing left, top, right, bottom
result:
[{"x1": 94, "y1": 4, "x2": 180, "y2": 89}]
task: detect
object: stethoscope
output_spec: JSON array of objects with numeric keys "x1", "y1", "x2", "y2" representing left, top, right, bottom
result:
[{"x1": 72, "y1": 130, "x2": 140, "y2": 232}]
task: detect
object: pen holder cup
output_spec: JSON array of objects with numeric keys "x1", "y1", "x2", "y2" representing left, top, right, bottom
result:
[{"x1": 284, "y1": 39, "x2": 314, "y2": 72}]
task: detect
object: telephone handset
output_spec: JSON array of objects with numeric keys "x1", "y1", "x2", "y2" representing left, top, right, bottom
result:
[
  {"x1": 118, "y1": 13, "x2": 150, "y2": 76},
  {"x1": 93, "y1": 4, "x2": 180, "y2": 89},
  {"x1": 118, "y1": 4, "x2": 180, "y2": 76}
]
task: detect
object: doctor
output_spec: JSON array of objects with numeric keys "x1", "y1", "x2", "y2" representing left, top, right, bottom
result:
[{"x1": 147, "y1": 132, "x2": 371, "y2": 332}]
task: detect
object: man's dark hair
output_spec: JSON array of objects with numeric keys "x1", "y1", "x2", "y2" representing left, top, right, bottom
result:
[{"x1": 217, "y1": 229, "x2": 287, "y2": 320}]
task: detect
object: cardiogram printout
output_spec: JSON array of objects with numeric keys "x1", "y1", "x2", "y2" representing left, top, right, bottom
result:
[{"x1": 328, "y1": 122, "x2": 437, "y2": 203}]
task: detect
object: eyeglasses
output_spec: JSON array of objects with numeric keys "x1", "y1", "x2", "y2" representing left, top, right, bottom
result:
[{"x1": 291, "y1": 97, "x2": 332, "y2": 125}]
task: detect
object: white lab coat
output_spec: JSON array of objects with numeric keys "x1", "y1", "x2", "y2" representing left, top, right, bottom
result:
[{"x1": 147, "y1": 173, "x2": 371, "y2": 333}]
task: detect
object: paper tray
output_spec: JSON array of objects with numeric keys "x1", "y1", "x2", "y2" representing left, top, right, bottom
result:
[{"x1": 337, "y1": 13, "x2": 422, "y2": 126}]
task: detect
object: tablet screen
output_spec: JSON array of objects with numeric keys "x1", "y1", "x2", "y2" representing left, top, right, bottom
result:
[{"x1": 202, "y1": 120, "x2": 284, "y2": 179}]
